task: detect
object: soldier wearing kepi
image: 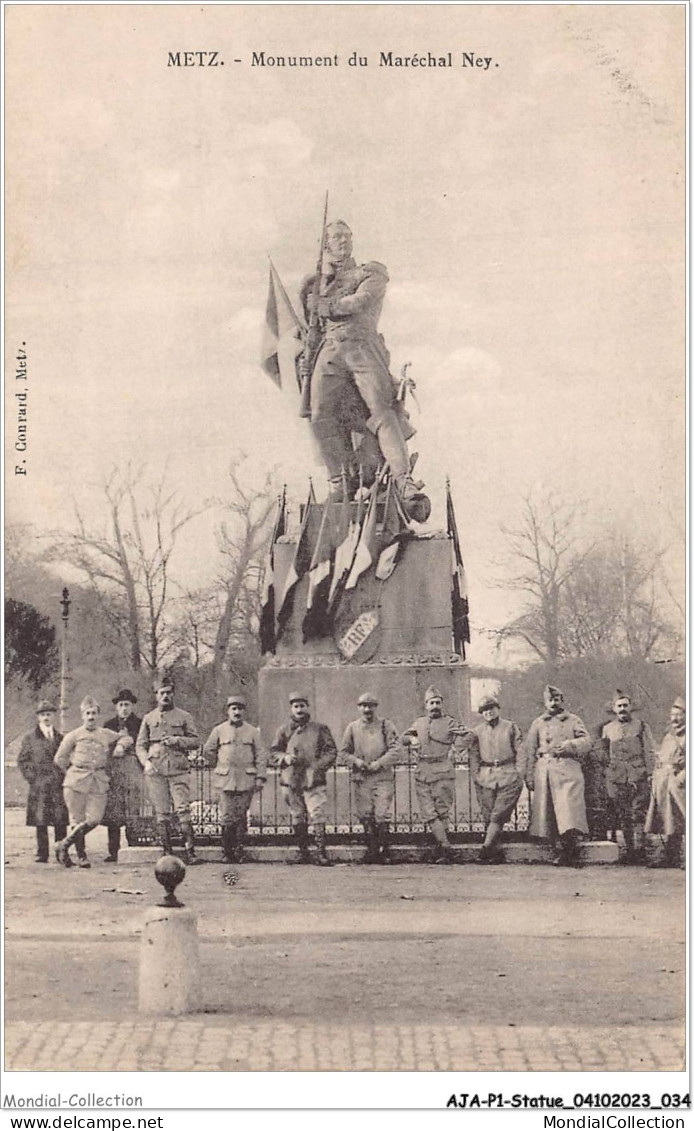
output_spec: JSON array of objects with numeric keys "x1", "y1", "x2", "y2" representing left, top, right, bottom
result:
[
  {"x1": 401, "y1": 686, "x2": 470, "y2": 864},
  {"x1": 300, "y1": 220, "x2": 425, "y2": 513},
  {"x1": 468, "y1": 694, "x2": 523, "y2": 864},
  {"x1": 600, "y1": 691, "x2": 655, "y2": 864},
  {"x1": 17, "y1": 700, "x2": 68, "y2": 864},
  {"x1": 102, "y1": 689, "x2": 143, "y2": 863},
  {"x1": 523, "y1": 685, "x2": 592, "y2": 867},
  {"x1": 53, "y1": 696, "x2": 133, "y2": 868},
  {"x1": 645, "y1": 697, "x2": 686, "y2": 869},
  {"x1": 271, "y1": 692, "x2": 337, "y2": 866},
  {"x1": 136, "y1": 678, "x2": 203, "y2": 865},
  {"x1": 340, "y1": 692, "x2": 400, "y2": 864},
  {"x1": 203, "y1": 693, "x2": 267, "y2": 863}
]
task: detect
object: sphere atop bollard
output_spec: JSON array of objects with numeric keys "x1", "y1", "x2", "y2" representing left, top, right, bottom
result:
[{"x1": 154, "y1": 854, "x2": 186, "y2": 907}]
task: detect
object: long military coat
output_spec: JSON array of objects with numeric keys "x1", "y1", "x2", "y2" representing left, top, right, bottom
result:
[
  {"x1": 17, "y1": 725, "x2": 68, "y2": 827},
  {"x1": 101, "y1": 713, "x2": 143, "y2": 826},
  {"x1": 524, "y1": 710, "x2": 592, "y2": 837}
]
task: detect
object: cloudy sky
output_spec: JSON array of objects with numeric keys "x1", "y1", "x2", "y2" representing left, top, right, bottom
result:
[{"x1": 5, "y1": 4, "x2": 685, "y2": 664}]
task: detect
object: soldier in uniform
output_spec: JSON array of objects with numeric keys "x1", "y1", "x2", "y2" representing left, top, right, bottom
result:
[
  {"x1": 102, "y1": 689, "x2": 143, "y2": 862},
  {"x1": 300, "y1": 220, "x2": 423, "y2": 510},
  {"x1": 136, "y1": 678, "x2": 203, "y2": 864},
  {"x1": 468, "y1": 693, "x2": 524, "y2": 864},
  {"x1": 53, "y1": 696, "x2": 133, "y2": 868},
  {"x1": 523, "y1": 685, "x2": 592, "y2": 867},
  {"x1": 645, "y1": 697, "x2": 686, "y2": 868},
  {"x1": 203, "y1": 693, "x2": 267, "y2": 863},
  {"x1": 401, "y1": 685, "x2": 470, "y2": 864},
  {"x1": 17, "y1": 700, "x2": 68, "y2": 863},
  {"x1": 600, "y1": 692, "x2": 655, "y2": 864},
  {"x1": 270, "y1": 691, "x2": 337, "y2": 866},
  {"x1": 340, "y1": 691, "x2": 401, "y2": 864}
]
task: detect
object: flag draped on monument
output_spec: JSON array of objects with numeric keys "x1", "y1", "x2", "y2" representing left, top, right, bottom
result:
[
  {"x1": 259, "y1": 488, "x2": 287, "y2": 655},
  {"x1": 327, "y1": 473, "x2": 362, "y2": 614},
  {"x1": 261, "y1": 260, "x2": 304, "y2": 390},
  {"x1": 276, "y1": 483, "x2": 316, "y2": 638},
  {"x1": 446, "y1": 480, "x2": 470, "y2": 657},
  {"x1": 375, "y1": 477, "x2": 411, "y2": 581},
  {"x1": 302, "y1": 500, "x2": 335, "y2": 642}
]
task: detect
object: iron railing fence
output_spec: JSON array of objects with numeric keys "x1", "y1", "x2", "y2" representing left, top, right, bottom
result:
[{"x1": 124, "y1": 759, "x2": 532, "y2": 846}]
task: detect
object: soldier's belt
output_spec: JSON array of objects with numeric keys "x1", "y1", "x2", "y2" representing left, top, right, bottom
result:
[
  {"x1": 480, "y1": 759, "x2": 516, "y2": 768},
  {"x1": 417, "y1": 755, "x2": 450, "y2": 764}
]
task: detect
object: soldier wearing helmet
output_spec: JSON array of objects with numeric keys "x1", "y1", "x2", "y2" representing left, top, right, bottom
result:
[
  {"x1": 401, "y1": 686, "x2": 471, "y2": 864},
  {"x1": 340, "y1": 691, "x2": 401, "y2": 864},
  {"x1": 645, "y1": 697, "x2": 686, "y2": 868},
  {"x1": 523, "y1": 685, "x2": 592, "y2": 867},
  {"x1": 270, "y1": 692, "x2": 337, "y2": 866},
  {"x1": 203, "y1": 693, "x2": 267, "y2": 864}
]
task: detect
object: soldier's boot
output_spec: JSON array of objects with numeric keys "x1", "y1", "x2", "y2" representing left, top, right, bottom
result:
[
  {"x1": 478, "y1": 821, "x2": 504, "y2": 864},
  {"x1": 180, "y1": 819, "x2": 203, "y2": 865},
  {"x1": 360, "y1": 818, "x2": 380, "y2": 864},
  {"x1": 56, "y1": 821, "x2": 89, "y2": 868},
  {"x1": 104, "y1": 826, "x2": 121, "y2": 863},
  {"x1": 74, "y1": 828, "x2": 92, "y2": 869},
  {"x1": 314, "y1": 825, "x2": 333, "y2": 867},
  {"x1": 35, "y1": 827, "x2": 49, "y2": 863},
  {"x1": 289, "y1": 821, "x2": 312, "y2": 865},
  {"x1": 629, "y1": 827, "x2": 647, "y2": 865},
  {"x1": 665, "y1": 835, "x2": 682, "y2": 868},
  {"x1": 553, "y1": 830, "x2": 582, "y2": 868},
  {"x1": 157, "y1": 819, "x2": 173, "y2": 856},
  {"x1": 430, "y1": 818, "x2": 455, "y2": 865},
  {"x1": 376, "y1": 822, "x2": 394, "y2": 865},
  {"x1": 232, "y1": 820, "x2": 249, "y2": 864},
  {"x1": 221, "y1": 824, "x2": 236, "y2": 863}
]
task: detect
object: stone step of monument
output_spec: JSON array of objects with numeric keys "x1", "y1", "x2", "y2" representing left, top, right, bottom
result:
[{"x1": 119, "y1": 841, "x2": 619, "y2": 865}]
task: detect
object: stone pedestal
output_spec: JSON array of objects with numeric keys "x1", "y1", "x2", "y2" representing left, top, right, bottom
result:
[
  {"x1": 138, "y1": 906, "x2": 201, "y2": 1016},
  {"x1": 259, "y1": 530, "x2": 470, "y2": 742}
]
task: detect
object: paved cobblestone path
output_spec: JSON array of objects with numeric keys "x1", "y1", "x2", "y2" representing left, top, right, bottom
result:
[
  {"x1": 3, "y1": 814, "x2": 685, "y2": 1073},
  {"x1": 4, "y1": 1020, "x2": 684, "y2": 1072}
]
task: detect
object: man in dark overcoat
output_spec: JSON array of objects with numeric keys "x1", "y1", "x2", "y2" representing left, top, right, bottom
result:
[
  {"x1": 17, "y1": 700, "x2": 68, "y2": 862},
  {"x1": 102, "y1": 689, "x2": 143, "y2": 862}
]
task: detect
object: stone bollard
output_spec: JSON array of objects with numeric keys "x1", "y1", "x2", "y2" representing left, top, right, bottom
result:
[{"x1": 138, "y1": 855, "x2": 201, "y2": 1016}]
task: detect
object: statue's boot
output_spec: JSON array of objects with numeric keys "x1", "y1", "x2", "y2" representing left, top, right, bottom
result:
[{"x1": 376, "y1": 411, "x2": 431, "y2": 521}]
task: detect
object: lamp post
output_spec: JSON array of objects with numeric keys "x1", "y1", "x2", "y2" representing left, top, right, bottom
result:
[{"x1": 58, "y1": 587, "x2": 70, "y2": 734}]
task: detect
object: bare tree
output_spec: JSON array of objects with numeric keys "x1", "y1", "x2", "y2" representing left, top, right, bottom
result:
[
  {"x1": 208, "y1": 461, "x2": 276, "y2": 687},
  {"x1": 493, "y1": 494, "x2": 681, "y2": 663},
  {"x1": 493, "y1": 492, "x2": 593, "y2": 664},
  {"x1": 46, "y1": 465, "x2": 204, "y2": 673}
]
